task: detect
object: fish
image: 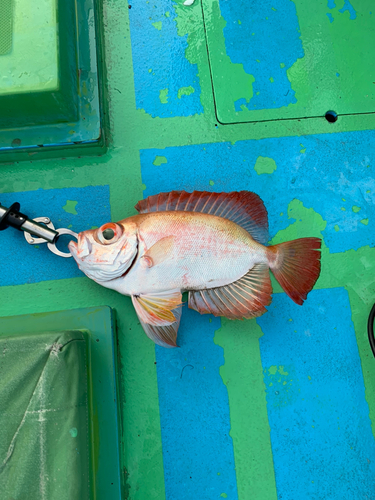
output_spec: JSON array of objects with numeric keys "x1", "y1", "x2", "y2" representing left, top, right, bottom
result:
[{"x1": 68, "y1": 190, "x2": 321, "y2": 348}]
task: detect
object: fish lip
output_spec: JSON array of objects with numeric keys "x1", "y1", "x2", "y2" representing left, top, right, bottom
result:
[
  {"x1": 68, "y1": 235, "x2": 92, "y2": 260},
  {"x1": 68, "y1": 240, "x2": 77, "y2": 256}
]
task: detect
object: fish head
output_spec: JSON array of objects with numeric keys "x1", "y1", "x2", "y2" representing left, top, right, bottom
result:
[{"x1": 68, "y1": 221, "x2": 138, "y2": 283}]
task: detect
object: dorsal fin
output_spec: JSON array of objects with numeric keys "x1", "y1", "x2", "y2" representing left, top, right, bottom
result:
[{"x1": 135, "y1": 190, "x2": 269, "y2": 244}]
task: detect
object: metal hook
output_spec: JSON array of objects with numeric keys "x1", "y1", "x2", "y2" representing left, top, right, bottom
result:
[
  {"x1": 24, "y1": 217, "x2": 78, "y2": 258},
  {"x1": 47, "y1": 228, "x2": 79, "y2": 258},
  {"x1": 1, "y1": 202, "x2": 78, "y2": 258}
]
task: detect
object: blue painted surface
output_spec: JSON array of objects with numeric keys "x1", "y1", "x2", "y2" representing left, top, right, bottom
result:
[
  {"x1": 219, "y1": 0, "x2": 303, "y2": 110},
  {"x1": 140, "y1": 130, "x2": 375, "y2": 253},
  {"x1": 128, "y1": 0, "x2": 203, "y2": 118},
  {"x1": 339, "y1": 0, "x2": 357, "y2": 20},
  {"x1": 327, "y1": 0, "x2": 357, "y2": 20},
  {"x1": 155, "y1": 310, "x2": 238, "y2": 500},
  {"x1": 0, "y1": 186, "x2": 111, "y2": 286},
  {"x1": 257, "y1": 288, "x2": 375, "y2": 499}
]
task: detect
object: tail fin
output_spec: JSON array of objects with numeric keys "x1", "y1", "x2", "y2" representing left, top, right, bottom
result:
[{"x1": 267, "y1": 238, "x2": 321, "y2": 305}]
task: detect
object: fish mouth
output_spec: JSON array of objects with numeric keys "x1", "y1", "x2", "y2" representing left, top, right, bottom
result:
[
  {"x1": 68, "y1": 235, "x2": 92, "y2": 260},
  {"x1": 68, "y1": 239, "x2": 78, "y2": 257}
]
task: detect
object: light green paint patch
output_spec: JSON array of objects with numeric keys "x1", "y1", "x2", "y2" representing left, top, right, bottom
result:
[
  {"x1": 342, "y1": 198, "x2": 346, "y2": 202},
  {"x1": 367, "y1": 190, "x2": 371, "y2": 194},
  {"x1": 254, "y1": 156, "x2": 277, "y2": 175},
  {"x1": 62, "y1": 200, "x2": 78, "y2": 215},
  {"x1": 220, "y1": 494, "x2": 228, "y2": 498},
  {"x1": 152, "y1": 21, "x2": 162, "y2": 31},
  {"x1": 269, "y1": 77, "x2": 274, "y2": 82},
  {"x1": 69, "y1": 427, "x2": 78, "y2": 438},
  {"x1": 361, "y1": 218, "x2": 369, "y2": 225},
  {"x1": 209, "y1": 180, "x2": 215, "y2": 186},
  {"x1": 280, "y1": 62, "x2": 285, "y2": 68},
  {"x1": 165, "y1": 11, "x2": 170, "y2": 17},
  {"x1": 153, "y1": 155, "x2": 168, "y2": 166},
  {"x1": 334, "y1": 224, "x2": 340, "y2": 232},
  {"x1": 352, "y1": 206, "x2": 361, "y2": 213},
  {"x1": 341, "y1": 207, "x2": 346, "y2": 211},
  {"x1": 178, "y1": 86, "x2": 195, "y2": 98},
  {"x1": 300, "y1": 143, "x2": 306, "y2": 153},
  {"x1": 214, "y1": 319, "x2": 278, "y2": 500},
  {"x1": 268, "y1": 365, "x2": 277, "y2": 375},
  {"x1": 91, "y1": 225, "x2": 98, "y2": 230},
  {"x1": 238, "y1": 20, "x2": 242, "y2": 24},
  {"x1": 256, "y1": 59, "x2": 260, "y2": 63},
  {"x1": 272, "y1": 7, "x2": 277, "y2": 11},
  {"x1": 278, "y1": 366, "x2": 289, "y2": 376},
  {"x1": 148, "y1": 68, "x2": 152, "y2": 73},
  {"x1": 159, "y1": 88, "x2": 169, "y2": 104}
]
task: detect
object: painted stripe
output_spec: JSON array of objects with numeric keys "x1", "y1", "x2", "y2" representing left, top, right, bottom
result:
[
  {"x1": 257, "y1": 288, "x2": 375, "y2": 499},
  {"x1": 128, "y1": 0, "x2": 203, "y2": 118},
  {"x1": 214, "y1": 318, "x2": 278, "y2": 500},
  {"x1": 155, "y1": 310, "x2": 238, "y2": 500},
  {"x1": 0, "y1": 186, "x2": 111, "y2": 286},
  {"x1": 213, "y1": 0, "x2": 303, "y2": 111}
]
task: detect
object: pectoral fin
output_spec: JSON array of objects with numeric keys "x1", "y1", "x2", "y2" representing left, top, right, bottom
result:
[
  {"x1": 140, "y1": 236, "x2": 175, "y2": 268},
  {"x1": 132, "y1": 289, "x2": 182, "y2": 326}
]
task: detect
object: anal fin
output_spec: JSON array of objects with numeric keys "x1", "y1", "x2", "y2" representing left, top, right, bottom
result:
[{"x1": 188, "y1": 263, "x2": 272, "y2": 319}]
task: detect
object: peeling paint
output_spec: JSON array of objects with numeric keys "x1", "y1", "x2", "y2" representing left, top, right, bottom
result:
[
  {"x1": 254, "y1": 156, "x2": 277, "y2": 175},
  {"x1": 62, "y1": 200, "x2": 78, "y2": 215}
]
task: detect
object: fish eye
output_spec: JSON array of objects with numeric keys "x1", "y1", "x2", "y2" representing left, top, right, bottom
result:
[
  {"x1": 97, "y1": 223, "x2": 123, "y2": 245},
  {"x1": 102, "y1": 228, "x2": 115, "y2": 240}
]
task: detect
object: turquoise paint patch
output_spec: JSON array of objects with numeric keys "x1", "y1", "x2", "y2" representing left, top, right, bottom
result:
[
  {"x1": 257, "y1": 288, "x2": 375, "y2": 498},
  {"x1": 128, "y1": 0, "x2": 203, "y2": 118},
  {"x1": 0, "y1": 186, "x2": 111, "y2": 285},
  {"x1": 327, "y1": 12, "x2": 334, "y2": 22},
  {"x1": 155, "y1": 311, "x2": 238, "y2": 500},
  {"x1": 222, "y1": 0, "x2": 304, "y2": 110},
  {"x1": 140, "y1": 130, "x2": 375, "y2": 253}
]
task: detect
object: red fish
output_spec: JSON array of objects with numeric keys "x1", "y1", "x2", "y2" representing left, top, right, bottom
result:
[{"x1": 68, "y1": 191, "x2": 321, "y2": 347}]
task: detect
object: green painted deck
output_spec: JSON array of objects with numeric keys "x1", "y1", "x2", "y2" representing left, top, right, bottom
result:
[{"x1": 1, "y1": 1, "x2": 375, "y2": 499}]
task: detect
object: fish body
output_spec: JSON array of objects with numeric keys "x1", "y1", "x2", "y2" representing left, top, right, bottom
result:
[
  {"x1": 103, "y1": 211, "x2": 267, "y2": 295},
  {"x1": 69, "y1": 191, "x2": 321, "y2": 347}
]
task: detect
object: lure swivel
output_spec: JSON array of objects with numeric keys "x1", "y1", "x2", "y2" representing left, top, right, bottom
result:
[{"x1": 0, "y1": 202, "x2": 78, "y2": 258}]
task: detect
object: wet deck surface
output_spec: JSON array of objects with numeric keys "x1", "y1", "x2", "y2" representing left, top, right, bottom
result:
[{"x1": 1, "y1": 1, "x2": 375, "y2": 499}]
